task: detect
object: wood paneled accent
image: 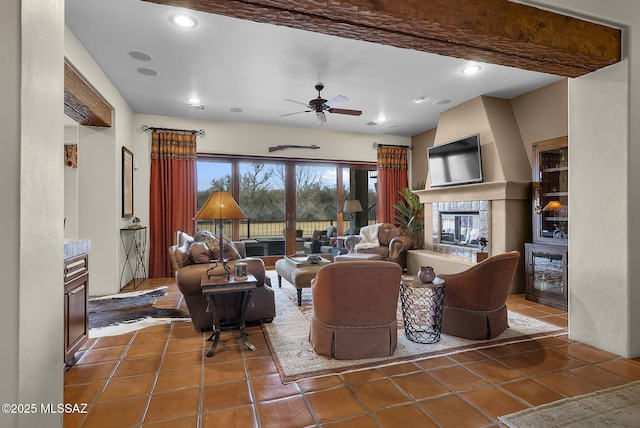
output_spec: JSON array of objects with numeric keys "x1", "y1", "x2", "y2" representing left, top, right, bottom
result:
[
  {"x1": 64, "y1": 60, "x2": 112, "y2": 127},
  {"x1": 144, "y1": 0, "x2": 621, "y2": 78}
]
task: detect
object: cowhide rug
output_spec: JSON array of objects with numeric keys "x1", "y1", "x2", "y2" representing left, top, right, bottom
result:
[{"x1": 89, "y1": 286, "x2": 191, "y2": 337}]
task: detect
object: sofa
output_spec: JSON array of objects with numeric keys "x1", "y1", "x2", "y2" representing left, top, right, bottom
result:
[
  {"x1": 168, "y1": 231, "x2": 276, "y2": 331},
  {"x1": 344, "y1": 223, "x2": 414, "y2": 268}
]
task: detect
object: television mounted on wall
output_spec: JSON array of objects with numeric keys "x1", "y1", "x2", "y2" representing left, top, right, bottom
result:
[{"x1": 428, "y1": 134, "x2": 483, "y2": 187}]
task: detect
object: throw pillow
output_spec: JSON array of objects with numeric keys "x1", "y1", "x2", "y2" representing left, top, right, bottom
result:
[
  {"x1": 174, "y1": 242, "x2": 192, "y2": 268},
  {"x1": 189, "y1": 242, "x2": 213, "y2": 264}
]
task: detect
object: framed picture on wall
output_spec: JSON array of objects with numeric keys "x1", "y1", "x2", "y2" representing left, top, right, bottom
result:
[{"x1": 122, "y1": 146, "x2": 134, "y2": 218}]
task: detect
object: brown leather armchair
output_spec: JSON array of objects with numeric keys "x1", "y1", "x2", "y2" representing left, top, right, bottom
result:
[
  {"x1": 344, "y1": 223, "x2": 414, "y2": 268},
  {"x1": 309, "y1": 261, "x2": 402, "y2": 359},
  {"x1": 168, "y1": 231, "x2": 276, "y2": 331},
  {"x1": 438, "y1": 251, "x2": 520, "y2": 340}
]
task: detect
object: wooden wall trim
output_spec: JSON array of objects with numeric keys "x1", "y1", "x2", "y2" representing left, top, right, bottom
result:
[
  {"x1": 64, "y1": 60, "x2": 112, "y2": 127},
  {"x1": 144, "y1": 0, "x2": 621, "y2": 78}
]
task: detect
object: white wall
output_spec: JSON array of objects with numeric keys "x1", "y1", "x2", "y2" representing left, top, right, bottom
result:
[
  {"x1": 65, "y1": 27, "x2": 136, "y2": 296},
  {"x1": 0, "y1": 0, "x2": 65, "y2": 426},
  {"x1": 524, "y1": 0, "x2": 640, "y2": 357}
]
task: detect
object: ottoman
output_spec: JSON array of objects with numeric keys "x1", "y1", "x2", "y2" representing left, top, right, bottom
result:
[
  {"x1": 334, "y1": 253, "x2": 384, "y2": 262},
  {"x1": 275, "y1": 257, "x2": 330, "y2": 306}
]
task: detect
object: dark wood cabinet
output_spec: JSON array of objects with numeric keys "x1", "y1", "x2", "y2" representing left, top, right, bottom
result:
[
  {"x1": 64, "y1": 254, "x2": 89, "y2": 367},
  {"x1": 526, "y1": 137, "x2": 568, "y2": 310}
]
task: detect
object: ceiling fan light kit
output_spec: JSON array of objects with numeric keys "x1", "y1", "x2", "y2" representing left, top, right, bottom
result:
[{"x1": 282, "y1": 84, "x2": 362, "y2": 125}]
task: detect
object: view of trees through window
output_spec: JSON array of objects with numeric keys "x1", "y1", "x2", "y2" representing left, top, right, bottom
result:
[{"x1": 197, "y1": 156, "x2": 376, "y2": 247}]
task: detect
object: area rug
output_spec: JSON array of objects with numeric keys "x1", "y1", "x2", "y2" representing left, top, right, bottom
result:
[
  {"x1": 263, "y1": 271, "x2": 567, "y2": 383},
  {"x1": 499, "y1": 380, "x2": 640, "y2": 427},
  {"x1": 89, "y1": 286, "x2": 191, "y2": 338}
]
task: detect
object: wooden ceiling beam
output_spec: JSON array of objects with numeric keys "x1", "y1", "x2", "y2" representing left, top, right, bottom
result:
[
  {"x1": 64, "y1": 60, "x2": 112, "y2": 127},
  {"x1": 144, "y1": 0, "x2": 621, "y2": 78}
]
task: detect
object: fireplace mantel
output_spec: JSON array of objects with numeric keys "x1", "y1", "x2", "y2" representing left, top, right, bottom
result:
[{"x1": 413, "y1": 181, "x2": 530, "y2": 203}]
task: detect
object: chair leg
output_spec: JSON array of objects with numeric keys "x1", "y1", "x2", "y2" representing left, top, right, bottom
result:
[{"x1": 297, "y1": 289, "x2": 302, "y2": 306}]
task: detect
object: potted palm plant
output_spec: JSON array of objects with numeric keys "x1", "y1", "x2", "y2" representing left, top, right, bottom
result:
[{"x1": 394, "y1": 183, "x2": 425, "y2": 248}]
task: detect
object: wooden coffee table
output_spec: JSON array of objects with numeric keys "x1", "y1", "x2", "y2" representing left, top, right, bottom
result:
[{"x1": 201, "y1": 274, "x2": 257, "y2": 357}]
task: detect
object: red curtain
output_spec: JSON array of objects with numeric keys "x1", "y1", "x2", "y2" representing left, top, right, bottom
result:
[
  {"x1": 376, "y1": 145, "x2": 408, "y2": 224},
  {"x1": 149, "y1": 131, "x2": 197, "y2": 278}
]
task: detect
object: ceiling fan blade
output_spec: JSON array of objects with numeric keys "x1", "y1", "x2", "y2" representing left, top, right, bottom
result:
[
  {"x1": 280, "y1": 110, "x2": 310, "y2": 117},
  {"x1": 316, "y1": 111, "x2": 327, "y2": 124},
  {"x1": 328, "y1": 108, "x2": 362, "y2": 116},
  {"x1": 285, "y1": 99, "x2": 311, "y2": 108},
  {"x1": 325, "y1": 95, "x2": 348, "y2": 107}
]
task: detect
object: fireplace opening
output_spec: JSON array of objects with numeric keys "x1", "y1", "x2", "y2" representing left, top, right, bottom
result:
[{"x1": 440, "y1": 212, "x2": 482, "y2": 248}]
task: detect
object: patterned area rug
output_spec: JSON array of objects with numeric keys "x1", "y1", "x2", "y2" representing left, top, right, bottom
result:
[
  {"x1": 89, "y1": 286, "x2": 191, "y2": 338},
  {"x1": 263, "y1": 271, "x2": 568, "y2": 383},
  {"x1": 499, "y1": 380, "x2": 640, "y2": 427}
]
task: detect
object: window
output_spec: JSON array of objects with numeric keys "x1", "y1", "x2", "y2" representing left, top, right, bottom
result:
[{"x1": 197, "y1": 155, "x2": 375, "y2": 255}]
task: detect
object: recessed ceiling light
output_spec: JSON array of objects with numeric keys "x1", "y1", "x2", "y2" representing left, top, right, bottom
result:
[
  {"x1": 376, "y1": 116, "x2": 387, "y2": 122},
  {"x1": 187, "y1": 97, "x2": 201, "y2": 104},
  {"x1": 461, "y1": 64, "x2": 482, "y2": 75},
  {"x1": 171, "y1": 14, "x2": 197, "y2": 28},
  {"x1": 137, "y1": 68, "x2": 158, "y2": 77},
  {"x1": 414, "y1": 97, "x2": 427, "y2": 104},
  {"x1": 229, "y1": 107, "x2": 243, "y2": 113},
  {"x1": 433, "y1": 98, "x2": 451, "y2": 106},
  {"x1": 386, "y1": 124, "x2": 399, "y2": 128},
  {"x1": 187, "y1": 104, "x2": 204, "y2": 110},
  {"x1": 366, "y1": 121, "x2": 378, "y2": 126},
  {"x1": 128, "y1": 50, "x2": 152, "y2": 61}
]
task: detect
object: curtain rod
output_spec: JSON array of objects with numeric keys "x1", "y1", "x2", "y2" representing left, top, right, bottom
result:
[
  {"x1": 140, "y1": 125, "x2": 205, "y2": 137},
  {"x1": 372, "y1": 142, "x2": 413, "y2": 150}
]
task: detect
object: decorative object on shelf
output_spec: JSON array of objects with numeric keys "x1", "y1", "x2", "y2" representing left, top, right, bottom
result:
[
  {"x1": 307, "y1": 254, "x2": 322, "y2": 265},
  {"x1": 128, "y1": 216, "x2": 142, "y2": 229},
  {"x1": 418, "y1": 265, "x2": 436, "y2": 283},
  {"x1": 121, "y1": 146, "x2": 134, "y2": 218},
  {"x1": 476, "y1": 237, "x2": 489, "y2": 262},
  {"x1": 234, "y1": 262, "x2": 248, "y2": 281},
  {"x1": 193, "y1": 190, "x2": 247, "y2": 280},
  {"x1": 64, "y1": 144, "x2": 78, "y2": 168}
]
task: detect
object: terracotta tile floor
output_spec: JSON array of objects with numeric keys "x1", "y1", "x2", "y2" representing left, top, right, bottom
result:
[{"x1": 65, "y1": 276, "x2": 640, "y2": 428}]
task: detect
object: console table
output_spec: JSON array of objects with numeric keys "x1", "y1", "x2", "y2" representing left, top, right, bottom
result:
[
  {"x1": 119, "y1": 226, "x2": 147, "y2": 289},
  {"x1": 201, "y1": 274, "x2": 258, "y2": 357}
]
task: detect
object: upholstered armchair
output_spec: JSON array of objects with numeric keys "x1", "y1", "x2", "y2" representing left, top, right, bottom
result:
[
  {"x1": 344, "y1": 223, "x2": 414, "y2": 268},
  {"x1": 438, "y1": 251, "x2": 520, "y2": 340},
  {"x1": 304, "y1": 225, "x2": 337, "y2": 254},
  {"x1": 309, "y1": 261, "x2": 402, "y2": 359}
]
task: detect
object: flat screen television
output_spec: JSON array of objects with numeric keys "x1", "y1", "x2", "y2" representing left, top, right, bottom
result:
[{"x1": 428, "y1": 134, "x2": 483, "y2": 187}]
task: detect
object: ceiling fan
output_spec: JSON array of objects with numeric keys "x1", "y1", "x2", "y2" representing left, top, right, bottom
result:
[{"x1": 281, "y1": 83, "x2": 363, "y2": 124}]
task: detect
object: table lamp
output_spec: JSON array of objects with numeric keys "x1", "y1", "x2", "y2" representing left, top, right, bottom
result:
[
  {"x1": 343, "y1": 199, "x2": 363, "y2": 235},
  {"x1": 193, "y1": 190, "x2": 247, "y2": 279}
]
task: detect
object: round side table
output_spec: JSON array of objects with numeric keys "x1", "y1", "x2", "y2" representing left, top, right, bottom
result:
[{"x1": 399, "y1": 277, "x2": 446, "y2": 344}]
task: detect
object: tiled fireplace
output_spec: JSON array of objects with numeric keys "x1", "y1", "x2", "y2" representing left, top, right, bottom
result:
[{"x1": 432, "y1": 200, "x2": 490, "y2": 261}]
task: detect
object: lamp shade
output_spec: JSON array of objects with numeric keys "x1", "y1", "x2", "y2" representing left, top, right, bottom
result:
[
  {"x1": 343, "y1": 199, "x2": 363, "y2": 213},
  {"x1": 193, "y1": 191, "x2": 247, "y2": 220},
  {"x1": 542, "y1": 200, "x2": 564, "y2": 212}
]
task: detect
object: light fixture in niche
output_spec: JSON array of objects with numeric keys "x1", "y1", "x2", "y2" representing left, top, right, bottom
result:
[
  {"x1": 137, "y1": 68, "x2": 158, "y2": 77},
  {"x1": 128, "y1": 50, "x2": 152, "y2": 61}
]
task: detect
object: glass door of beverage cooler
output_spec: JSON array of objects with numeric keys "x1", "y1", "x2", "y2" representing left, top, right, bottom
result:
[{"x1": 525, "y1": 243, "x2": 568, "y2": 310}]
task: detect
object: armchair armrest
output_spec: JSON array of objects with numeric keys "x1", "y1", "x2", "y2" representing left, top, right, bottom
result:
[
  {"x1": 388, "y1": 235, "x2": 414, "y2": 263},
  {"x1": 344, "y1": 235, "x2": 362, "y2": 252}
]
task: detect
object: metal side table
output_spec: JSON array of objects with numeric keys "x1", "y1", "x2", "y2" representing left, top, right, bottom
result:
[
  {"x1": 400, "y1": 277, "x2": 446, "y2": 344},
  {"x1": 119, "y1": 226, "x2": 147, "y2": 289}
]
